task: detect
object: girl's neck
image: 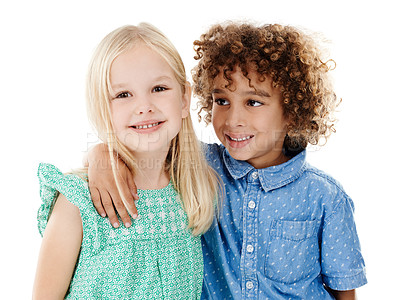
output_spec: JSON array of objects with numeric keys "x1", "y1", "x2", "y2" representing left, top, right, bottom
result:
[{"x1": 133, "y1": 152, "x2": 170, "y2": 190}]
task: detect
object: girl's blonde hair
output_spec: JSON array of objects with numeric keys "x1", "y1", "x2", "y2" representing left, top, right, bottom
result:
[{"x1": 86, "y1": 23, "x2": 220, "y2": 235}]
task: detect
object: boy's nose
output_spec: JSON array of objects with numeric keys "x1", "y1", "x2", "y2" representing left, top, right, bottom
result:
[{"x1": 225, "y1": 106, "x2": 245, "y2": 127}]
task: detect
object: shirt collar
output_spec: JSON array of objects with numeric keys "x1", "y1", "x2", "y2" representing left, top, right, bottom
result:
[{"x1": 222, "y1": 148, "x2": 307, "y2": 191}]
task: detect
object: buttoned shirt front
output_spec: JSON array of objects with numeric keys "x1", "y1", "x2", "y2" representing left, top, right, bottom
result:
[{"x1": 201, "y1": 143, "x2": 367, "y2": 299}]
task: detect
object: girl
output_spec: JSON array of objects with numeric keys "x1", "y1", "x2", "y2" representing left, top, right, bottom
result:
[{"x1": 33, "y1": 23, "x2": 219, "y2": 299}]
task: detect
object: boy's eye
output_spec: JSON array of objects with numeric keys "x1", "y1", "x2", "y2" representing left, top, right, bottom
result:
[
  {"x1": 116, "y1": 92, "x2": 132, "y2": 98},
  {"x1": 247, "y1": 99, "x2": 263, "y2": 107},
  {"x1": 214, "y1": 98, "x2": 229, "y2": 106},
  {"x1": 152, "y1": 86, "x2": 167, "y2": 92}
]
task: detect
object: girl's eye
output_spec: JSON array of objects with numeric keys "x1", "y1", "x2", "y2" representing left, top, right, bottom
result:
[
  {"x1": 153, "y1": 86, "x2": 167, "y2": 92},
  {"x1": 247, "y1": 99, "x2": 263, "y2": 107},
  {"x1": 116, "y1": 92, "x2": 132, "y2": 98},
  {"x1": 214, "y1": 98, "x2": 229, "y2": 106}
]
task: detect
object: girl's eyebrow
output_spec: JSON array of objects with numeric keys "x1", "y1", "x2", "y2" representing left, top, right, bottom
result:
[
  {"x1": 111, "y1": 76, "x2": 173, "y2": 90},
  {"x1": 111, "y1": 83, "x2": 128, "y2": 90},
  {"x1": 152, "y1": 75, "x2": 174, "y2": 82}
]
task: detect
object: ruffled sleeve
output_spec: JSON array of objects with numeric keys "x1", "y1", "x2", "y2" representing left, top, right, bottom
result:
[{"x1": 37, "y1": 163, "x2": 92, "y2": 236}]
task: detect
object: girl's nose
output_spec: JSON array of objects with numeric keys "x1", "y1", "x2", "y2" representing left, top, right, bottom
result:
[{"x1": 134, "y1": 96, "x2": 155, "y2": 115}]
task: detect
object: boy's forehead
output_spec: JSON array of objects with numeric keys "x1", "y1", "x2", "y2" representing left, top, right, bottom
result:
[{"x1": 212, "y1": 66, "x2": 273, "y2": 92}]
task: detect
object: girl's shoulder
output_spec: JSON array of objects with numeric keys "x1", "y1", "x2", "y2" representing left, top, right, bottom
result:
[{"x1": 37, "y1": 163, "x2": 96, "y2": 236}]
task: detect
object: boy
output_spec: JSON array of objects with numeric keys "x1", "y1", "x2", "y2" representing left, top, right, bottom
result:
[{"x1": 87, "y1": 22, "x2": 367, "y2": 299}]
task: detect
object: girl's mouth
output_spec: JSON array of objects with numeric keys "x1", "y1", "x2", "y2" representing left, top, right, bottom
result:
[
  {"x1": 130, "y1": 121, "x2": 164, "y2": 133},
  {"x1": 131, "y1": 122, "x2": 161, "y2": 129}
]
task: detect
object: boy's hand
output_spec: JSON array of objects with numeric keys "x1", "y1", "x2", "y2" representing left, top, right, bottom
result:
[
  {"x1": 86, "y1": 144, "x2": 139, "y2": 228},
  {"x1": 326, "y1": 287, "x2": 357, "y2": 300}
]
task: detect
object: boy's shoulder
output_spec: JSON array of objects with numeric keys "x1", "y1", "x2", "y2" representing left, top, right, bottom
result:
[
  {"x1": 202, "y1": 142, "x2": 225, "y2": 165},
  {"x1": 202, "y1": 144, "x2": 350, "y2": 198},
  {"x1": 202, "y1": 142, "x2": 224, "y2": 156},
  {"x1": 301, "y1": 162, "x2": 350, "y2": 201}
]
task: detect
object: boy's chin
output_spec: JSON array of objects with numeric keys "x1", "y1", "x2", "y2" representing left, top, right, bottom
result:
[{"x1": 223, "y1": 146, "x2": 251, "y2": 162}]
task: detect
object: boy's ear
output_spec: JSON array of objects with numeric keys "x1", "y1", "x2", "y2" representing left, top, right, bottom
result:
[{"x1": 181, "y1": 81, "x2": 191, "y2": 119}]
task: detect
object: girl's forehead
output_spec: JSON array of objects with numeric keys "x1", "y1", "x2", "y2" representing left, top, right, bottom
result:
[{"x1": 111, "y1": 46, "x2": 172, "y2": 76}]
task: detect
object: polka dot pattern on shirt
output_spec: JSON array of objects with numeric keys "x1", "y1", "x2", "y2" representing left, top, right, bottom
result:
[{"x1": 200, "y1": 144, "x2": 367, "y2": 299}]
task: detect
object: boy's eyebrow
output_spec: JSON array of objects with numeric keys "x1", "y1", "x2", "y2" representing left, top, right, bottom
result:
[
  {"x1": 211, "y1": 89, "x2": 225, "y2": 94},
  {"x1": 212, "y1": 88, "x2": 271, "y2": 97},
  {"x1": 244, "y1": 90, "x2": 271, "y2": 98}
]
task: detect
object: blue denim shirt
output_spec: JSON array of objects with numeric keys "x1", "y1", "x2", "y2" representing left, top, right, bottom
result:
[{"x1": 201, "y1": 143, "x2": 367, "y2": 299}]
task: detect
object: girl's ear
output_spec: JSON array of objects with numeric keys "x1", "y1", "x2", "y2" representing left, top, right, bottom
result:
[{"x1": 181, "y1": 81, "x2": 191, "y2": 119}]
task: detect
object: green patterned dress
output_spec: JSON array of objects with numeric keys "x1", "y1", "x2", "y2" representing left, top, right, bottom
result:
[{"x1": 37, "y1": 163, "x2": 203, "y2": 299}]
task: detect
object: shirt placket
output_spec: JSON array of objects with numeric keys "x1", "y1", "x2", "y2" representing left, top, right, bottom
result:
[{"x1": 241, "y1": 170, "x2": 260, "y2": 299}]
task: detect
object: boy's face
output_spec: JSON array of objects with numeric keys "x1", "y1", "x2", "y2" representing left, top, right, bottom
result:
[{"x1": 211, "y1": 67, "x2": 288, "y2": 169}]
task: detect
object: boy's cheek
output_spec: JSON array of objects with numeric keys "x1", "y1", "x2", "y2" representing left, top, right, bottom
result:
[{"x1": 210, "y1": 113, "x2": 224, "y2": 139}]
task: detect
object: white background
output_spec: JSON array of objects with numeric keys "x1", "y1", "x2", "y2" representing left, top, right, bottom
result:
[{"x1": 1, "y1": 0, "x2": 399, "y2": 298}]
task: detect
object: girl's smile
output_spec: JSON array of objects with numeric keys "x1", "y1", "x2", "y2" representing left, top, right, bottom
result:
[
  {"x1": 129, "y1": 120, "x2": 165, "y2": 133},
  {"x1": 109, "y1": 43, "x2": 190, "y2": 156}
]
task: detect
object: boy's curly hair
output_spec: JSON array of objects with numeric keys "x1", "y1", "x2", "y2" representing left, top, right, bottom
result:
[{"x1": 192, "y1": 22, "x2": 339, "y2": 152}]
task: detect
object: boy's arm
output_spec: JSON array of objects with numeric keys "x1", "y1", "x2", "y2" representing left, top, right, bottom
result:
[
  {"x1": 33, "y1": 194, "x2": 82, "y2": 299},
  {"x1": 86, "y1": 143, "x2": 138, "y2": 228},
  {"x1": 327, "y1": 288, "x2": 357, "y2": 300}
]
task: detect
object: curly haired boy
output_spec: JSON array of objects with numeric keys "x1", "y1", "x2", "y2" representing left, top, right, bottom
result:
[
  {"x1": 86, "y1": 21, "x2": 367, "y2": 300},
  {"x1": 191, "y1": 22, "x2": 366, "y2": 300}
]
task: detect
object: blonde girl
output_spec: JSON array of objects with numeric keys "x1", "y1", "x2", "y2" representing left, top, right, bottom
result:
[{"x1": 33, "y1": 23, "x2": 219, "y2": 299}]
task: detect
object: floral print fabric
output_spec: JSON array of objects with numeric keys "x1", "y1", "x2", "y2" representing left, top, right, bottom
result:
[{"x1": 37, "y1": 163, "x2": 202, "y2": 299}]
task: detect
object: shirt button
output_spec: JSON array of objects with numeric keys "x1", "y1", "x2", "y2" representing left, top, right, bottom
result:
[
  {"x1": 246, "y1": 281, "x2": 254, "y2": 289},
  {"x1": 251, "y1": 171, "x2": 259, "y2": 179},
  {"x1": 246, "y1": 245, "x2": 254, "y2": 253},
  {"x1": 248, "y1": 200, "x2": 256, "y2": 209}
]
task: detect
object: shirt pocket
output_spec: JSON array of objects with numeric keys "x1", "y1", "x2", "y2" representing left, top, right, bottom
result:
[{"x1": 265, "y1": 219, "x2": 321, "y2": 284}]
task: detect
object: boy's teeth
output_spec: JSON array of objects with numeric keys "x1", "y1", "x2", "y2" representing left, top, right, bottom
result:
[
  {"x1": 135, "y1": 122, "x2": 159, "y2": 129},
  {"x1": 230, "y1": 135, "x2": 251, "y2": 142}
]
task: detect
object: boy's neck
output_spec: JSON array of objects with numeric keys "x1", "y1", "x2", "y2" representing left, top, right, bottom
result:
[{"x1": 247, "y1": 150, "x2": 290, "y2": 169}]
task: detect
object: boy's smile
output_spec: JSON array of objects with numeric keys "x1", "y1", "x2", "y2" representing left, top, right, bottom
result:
[
  {"x1": 224, "y1": 132, "x2": 254, "y2": 148},
  {"x1": 211, "y1": 67, "x2": 289, "y2": 169}
]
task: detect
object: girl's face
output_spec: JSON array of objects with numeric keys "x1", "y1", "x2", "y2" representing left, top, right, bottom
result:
[
  {"x1": 211, "y1": 67, "x2": 288, "y2": 169},
  {"x1": 109, "y1": 44, "x2": 190, "y2": 158}
]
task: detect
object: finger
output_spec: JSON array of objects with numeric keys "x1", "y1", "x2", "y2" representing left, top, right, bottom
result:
[
  {"x1": 122, "y1": 174, "x2": 138, "y2": 219},
  {"x1": 100, "y1": 189, "x2": 120, "y2": 228},
  {"x1": 114, "y1": 169, "x2": 138, "y2": 219},
  {"x1": 89, "y1": 186, "x2": 106, "y2": 218},
  {"x1": 111, "y1": 191, "x2": 133, "y2": 228},
  {"x1": 115, "y1": 159, "x2": 138, "y2": 202},
  {"x1": 127, "y1": 171, "x2": 140, "y2": 201}
]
